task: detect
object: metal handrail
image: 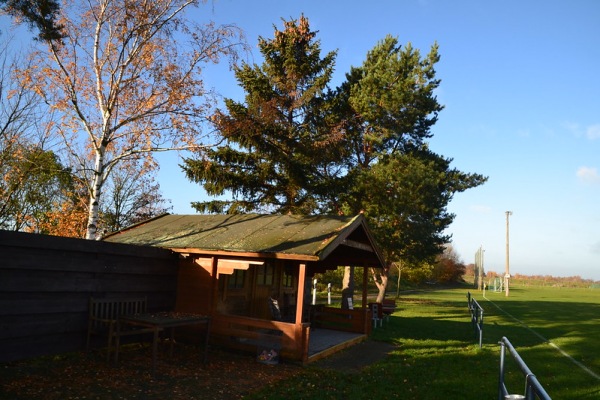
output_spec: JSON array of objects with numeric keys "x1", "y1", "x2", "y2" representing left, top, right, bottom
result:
[
  {"x1": 498, "y1": 336, "x2": 552, "y2": 400},
  {"x1": 467, "y1": 292, "x2": 484, "y2": 348}
]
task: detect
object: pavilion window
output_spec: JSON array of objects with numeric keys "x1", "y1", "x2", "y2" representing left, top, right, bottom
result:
[
  {"x1": 228, "y1": 269, "x2": 246, "y2": 289},
  {"x1": 283, "y1": 263, "x2": 294, "y2": 288},
  {"x1": 256, "y1": 262, "x2": 274, "y2": 286}
]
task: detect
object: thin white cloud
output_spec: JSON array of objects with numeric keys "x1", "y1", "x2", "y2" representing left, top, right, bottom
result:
[
  {"x1": 516, "y1": 128, "x2": 531, "y2": 138},
  {"x1": 562, "y1": 122, "x2": 600, "y2": 140},
  {"x1": 471, "y1": 205, "x2": 491, "y2": 213},
  {"x1": 586, "y1": 124, "x2": 600, "y2": 140},
  {"x1": 576, "y1": 166, "x2": 600, "y2": 185},
  {"x1": 563, "y1": 121, "x2": 581, "y2": 137}
]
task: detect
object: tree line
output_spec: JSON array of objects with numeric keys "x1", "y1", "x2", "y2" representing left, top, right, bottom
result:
[
  {"x1": 318, "y1": 244, "x2": 467, "y2": 298},
  {"x1": 1, "y1": 1, "x2": 484, "y2": 288},
  {"x1": 485, "y1": 271, "x2": 599, "y2": 288}
]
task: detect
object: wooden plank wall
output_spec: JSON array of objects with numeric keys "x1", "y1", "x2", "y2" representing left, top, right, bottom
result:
[{"x1": 0, "y1": 230, "x2": 179, "y2": 363}]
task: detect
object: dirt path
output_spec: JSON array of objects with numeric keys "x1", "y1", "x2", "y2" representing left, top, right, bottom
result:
[{"x1": 311, "y1": 340, "x2": 397, "y2": 373}]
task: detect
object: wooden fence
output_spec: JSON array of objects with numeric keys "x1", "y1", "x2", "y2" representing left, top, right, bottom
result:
[{"x1": 0, "y1": 230, "x2": 179, "y2": 363}]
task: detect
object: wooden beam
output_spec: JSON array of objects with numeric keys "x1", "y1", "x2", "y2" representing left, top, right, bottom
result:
[
  {"x1": 342, "y1": 239, "x2": 374, "y2": 252},
  {"x1": 216, "y1": 267, "x2": 234, "y2": 275},
  {"x1": 219, "y1": 259, "x2": 263, "y2": 265}
]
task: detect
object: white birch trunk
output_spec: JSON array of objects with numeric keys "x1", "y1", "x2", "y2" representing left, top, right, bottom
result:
[{"x1": 85, "y1": 149, "x2": 106, "y2": 240}]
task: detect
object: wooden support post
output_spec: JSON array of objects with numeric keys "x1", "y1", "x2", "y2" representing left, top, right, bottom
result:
[
  {"x1": 295, "y1": 263, "x2": 306, "y2": 326},
  {"x1": 362, "y1": 265, "x2": 368, "y2": 309},
  {"x1": 362, "y1": 265, "x2": 370, "y2": 334},
  {"x1": 296, "y1": 263, "x2": 308, "y2": 361},
  {"x1": 210, "y1": 256, "x2": 219, "y2": 316}
]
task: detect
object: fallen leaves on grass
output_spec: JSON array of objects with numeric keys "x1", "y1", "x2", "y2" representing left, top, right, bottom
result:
[{"x1": 1, "y1": 344, "x2": 301, "y2": 400}]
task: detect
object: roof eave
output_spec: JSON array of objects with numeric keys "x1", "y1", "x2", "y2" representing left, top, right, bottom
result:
[{"x1": 169, "y1": 247, "x2": 320, "y2": 262}]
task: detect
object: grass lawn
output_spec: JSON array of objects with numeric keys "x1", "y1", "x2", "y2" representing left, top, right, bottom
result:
[
  {"x1": 2, "y1": 285, "x2": 599, "y2": 399},
  {"x1": 247, "y1": 285, "x2": 600, "y2": 399},
  {"x1": 481, "y1": 286, "x2": 600, "y2": 398}
]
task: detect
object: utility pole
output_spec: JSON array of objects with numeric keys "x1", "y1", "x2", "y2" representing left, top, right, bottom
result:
[{"x1": 505, "y1": 211, "x2": 513, "y2": 297}]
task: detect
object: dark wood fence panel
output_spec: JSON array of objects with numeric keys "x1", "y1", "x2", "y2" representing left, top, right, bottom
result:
[{"x1": 0, "y1": 230, "x2": 179, "y2": 362}]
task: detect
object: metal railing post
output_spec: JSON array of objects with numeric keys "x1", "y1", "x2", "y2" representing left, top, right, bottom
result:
[
  {"x1": 499, "y1": 339, "x2": 507, "y2": 400},
  {"x1": 478, "y1": 308, "x2": 483, "y2": 348},
  {"x1": 526, "y1": 373, "x2": 536, "y2": 399},
  {"x1": 498, "y1": 337, "x2": 552, "y2": 400},
  {"x1": 467, "y1": 292, "x2": 484, "y2": 348}
]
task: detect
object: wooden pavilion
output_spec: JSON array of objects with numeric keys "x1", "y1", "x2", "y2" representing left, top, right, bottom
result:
[{"x1": 103, "y1": 213, "x2": 385, "y2": 363}]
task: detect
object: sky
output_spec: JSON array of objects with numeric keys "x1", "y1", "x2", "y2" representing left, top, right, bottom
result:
[{"x1": 4, "y1": 1, "x2": 600, "y2": 280}]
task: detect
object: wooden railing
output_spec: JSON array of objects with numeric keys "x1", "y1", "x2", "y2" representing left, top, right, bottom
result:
[
  {"x1": 210, "y1": 314, "x2": 310, "y2": 362},
  {"x1": 312, "y1": 306, "x2": 370, "y2": 334},
  {"x1": 209, "y1": 307, "x2": 370, "y2": 363}
]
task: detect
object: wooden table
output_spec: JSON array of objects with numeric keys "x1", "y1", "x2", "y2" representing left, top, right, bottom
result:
[{"x1": 116, "y1": 312, "x2": 210, "y2": 375}]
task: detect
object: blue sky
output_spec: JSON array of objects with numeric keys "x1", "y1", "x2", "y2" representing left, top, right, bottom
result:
[{"x1": 157, "y1": 0, "x2": 600, "y2": 280}]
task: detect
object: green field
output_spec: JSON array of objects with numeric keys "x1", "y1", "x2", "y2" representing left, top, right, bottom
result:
[
  {"x1": 480, "y1": 286, "x2": 600, "y2": 398},
  {"x1": 249, "y1": 285, "x2": 600, "y2": 399}
]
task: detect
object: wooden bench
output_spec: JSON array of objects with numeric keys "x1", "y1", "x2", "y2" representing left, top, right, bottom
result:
[
  {"x1": 381, "y1": 299, "x2": 397, "y2": 322},
  {"x1": 86, "y1": 297, "x2": 157, "y2": 361}
]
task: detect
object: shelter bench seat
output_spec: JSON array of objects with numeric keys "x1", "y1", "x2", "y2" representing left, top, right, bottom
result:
[
  {"x1": 381, "y1": 299, "x2": 397, "y2": 322},
  {"x1": 86, "y1": 297, "x2": 158, "y2": 361}
]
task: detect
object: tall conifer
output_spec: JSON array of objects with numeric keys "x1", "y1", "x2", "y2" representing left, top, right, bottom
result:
[{"x1": 183, "y1": 16, "x2": 341, "y2": 214}]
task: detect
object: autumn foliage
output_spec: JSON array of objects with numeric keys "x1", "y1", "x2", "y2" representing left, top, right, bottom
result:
[{"x1": 20, "y1": 0, "x2": 246, "y2": 239}]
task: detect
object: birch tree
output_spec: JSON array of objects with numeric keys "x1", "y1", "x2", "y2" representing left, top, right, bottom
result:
[{"x1": 23, "y1": 0, "x2": 245, "y2": 239}]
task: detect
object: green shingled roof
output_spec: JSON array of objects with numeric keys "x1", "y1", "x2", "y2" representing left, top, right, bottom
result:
[{"x1": 103, "y1": 214, "x2": 384, "y2": 265}]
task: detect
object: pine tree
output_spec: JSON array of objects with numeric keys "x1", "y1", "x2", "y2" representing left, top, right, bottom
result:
[
  {"x1": 332, "y1": 36, "x2": 486, "y2": 295},
  {"x1": 0, "y1": 0, "x2": 64, "y2": 41},
  {"x1": 183, "y1": 16, "x2": 342, "y2": 214}
]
